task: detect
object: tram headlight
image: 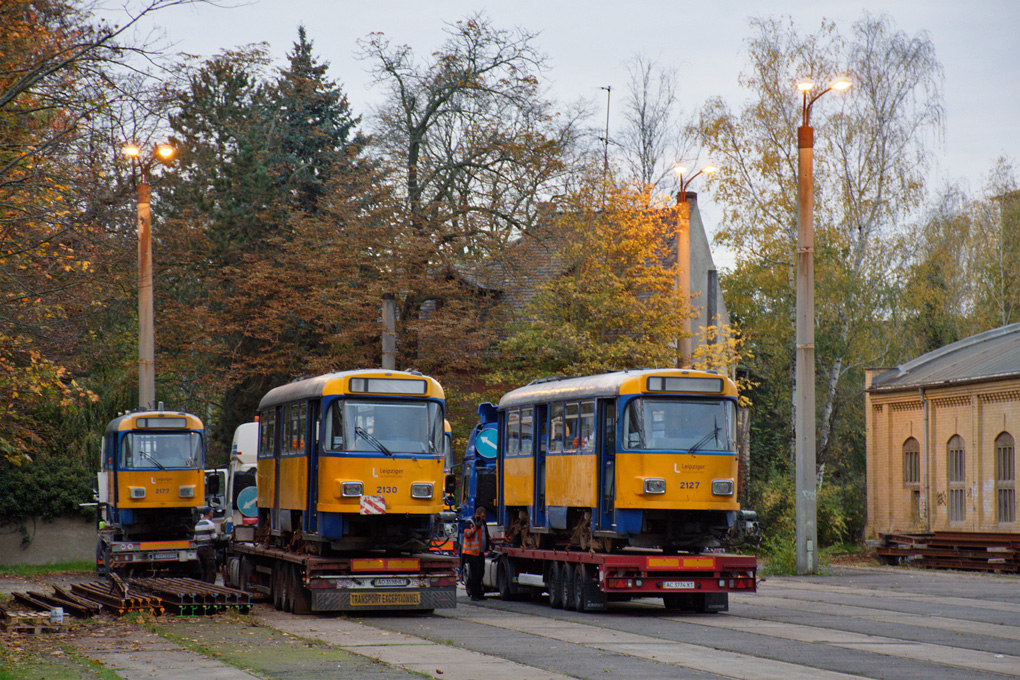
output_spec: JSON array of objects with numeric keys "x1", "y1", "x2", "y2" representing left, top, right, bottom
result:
[
  {"x1": 179, "y1": 485, "x2": 196, "y2": 498},
  {"x1": 711, "y1": 479, "x2": 734, "y2": 496},
  {"x1": 410, "y1": 482, "x2": 434, "y2": 499},
  {"x1": 340, "y1": 481, "x2": 364, "y2": 497},
  {"x1": 129, "y1": 487, "x2": 146, "y2": 499},
  {"x1": 643, "y1": 478, "x2": 666, "y2": 494}
]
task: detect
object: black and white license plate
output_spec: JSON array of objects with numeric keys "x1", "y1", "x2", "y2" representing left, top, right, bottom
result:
[
  {"x1": 372, "y1": 578, "x2": 410, "y2": 587},
  {"x1": 662, "y1": 581, "x2": 696, "y2": 590}
]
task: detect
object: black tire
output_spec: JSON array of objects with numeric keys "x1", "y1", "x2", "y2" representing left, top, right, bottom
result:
[
  {"x1": 239, "y1": 556, "x2": 253, "y2": 592},
  {"x1": 562, "y1": 561, "x2": 576, "y2": 611},
  {"x1": 272, "y1": 563, "x2": 285, "y2": 611},
  {"x1": 462, "y1": 560, "x2": 474, "y2": 598},
  {"x1": 575, "y1": 562, "x2": 595, "y2": 611},
  {"x1": 497, "y1": 558, "x2": 513, "y2": 601},
  {"x1": 548, "y1": 562, "x2": 563, "y2": 609}
]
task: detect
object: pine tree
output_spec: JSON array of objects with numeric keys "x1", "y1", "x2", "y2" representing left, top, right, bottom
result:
[{"x1": 272, "y1": 26, "x2": 360, "y2": 214}]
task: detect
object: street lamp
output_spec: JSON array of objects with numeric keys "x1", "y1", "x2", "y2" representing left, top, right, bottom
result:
[
  {"x1": 122, "y1": 142, "x2": 176, "y2": 410},
  {"x1": 673, "y1": 164, "x2": 717, "y2": 368},
  {"x1": 794, "y1": 77, "x2": 849, "y2": 575}
]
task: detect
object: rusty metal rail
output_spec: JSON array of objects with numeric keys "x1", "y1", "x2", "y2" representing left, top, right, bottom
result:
[
  {"x1": 69, "y1": 581, "x2": 165, "y2": 615},
  {"x1": 876, "y1": 531, "x2": 1020, "y2": 573},
  {"x1": 129, "y1": 577, "x2": 252, "y2": 615},
  {"x1": 7, "y1": 577, "x2": 252, "y2": 620}
]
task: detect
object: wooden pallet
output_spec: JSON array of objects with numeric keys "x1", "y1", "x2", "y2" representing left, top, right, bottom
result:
[{"x1": 0, "y1": 609, "x2": 67, "y2": 635}]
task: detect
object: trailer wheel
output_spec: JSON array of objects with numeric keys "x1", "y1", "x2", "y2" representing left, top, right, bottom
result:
[
  {"x1": 497, "y1": 558, "x2": 513, "y2": 601},
  {"x1": 573, "y1": 564, "x2": 586, "y2": 611},
  {"x1": 561, "y1": 562, "x2": 576, "y2": 611},
  {"x1": 272, "y1": 563, "x2": 285, "y2": 610},
  {"x1": 462, "y1": 560, "x2": 474, "y2": 599},
  {"x1": 239, "y1": 556, "x2": 253, "y2": 592},
  {"x1": 548, "y1": 563, "x2": 563, "y2": 609}
]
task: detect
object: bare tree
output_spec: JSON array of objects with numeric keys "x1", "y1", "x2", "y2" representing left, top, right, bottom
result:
[
  {"x1": 358, "y1": 13, "x2": 576, "y2": 361},
  {"x1": 697, "y1": 14, "x2": 944, "y2": 476},
  {"x1": 617, "y1": 54, "x2": 678, "y2": 187}
]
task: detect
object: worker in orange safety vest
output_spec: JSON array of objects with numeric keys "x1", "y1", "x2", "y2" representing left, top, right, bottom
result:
[{"x1": 462, "y1": 506, "x2": 490, "y2": 601}]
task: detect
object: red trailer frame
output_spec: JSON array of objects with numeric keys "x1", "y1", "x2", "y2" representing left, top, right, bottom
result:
[{"x1": 483, "y1": 547, "x2": 757, "y2": 612}]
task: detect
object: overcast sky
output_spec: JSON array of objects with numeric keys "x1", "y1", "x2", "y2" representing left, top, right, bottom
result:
[{"x1": 125, "y1": 0, "x2": 1019, "y2": 264}]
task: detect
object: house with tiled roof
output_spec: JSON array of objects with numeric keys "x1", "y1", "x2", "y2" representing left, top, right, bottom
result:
[
  {"x1": 864, "y1": 323, "x2": 1020, "y2": 536},
  {"x1": 458, "y1": 192, "x2": 730, "y2": 356}
]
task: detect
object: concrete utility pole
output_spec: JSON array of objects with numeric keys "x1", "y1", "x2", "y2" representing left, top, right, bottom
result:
[
  {"x1": 136, "y1": 181, "x2": 154, "y2": 410},
  {"x1": 123, "y1": 142, "x2": 177, "y2": 410},
  {"x1": 794, "y1": 78, "x2": 850, "y2": 575},
  {"x1": 381, "y1": 293, "x2": 397, "y2": 370}
]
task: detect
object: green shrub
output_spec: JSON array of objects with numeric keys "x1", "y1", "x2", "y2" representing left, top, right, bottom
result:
[{"x1": 0, "y1": 457, "x2": 94, "y2": 523}]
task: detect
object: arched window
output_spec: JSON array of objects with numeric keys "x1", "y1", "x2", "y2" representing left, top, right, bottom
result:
[
  {"x1": 996, "y1": 432, "x2": 1015, "y2": 524},
  {"x1": 903, "y1": 437, "x2": 920, "y2": 486},
  {"x1": 947, "y1": 435, "x2": 966, "y2": 523}
]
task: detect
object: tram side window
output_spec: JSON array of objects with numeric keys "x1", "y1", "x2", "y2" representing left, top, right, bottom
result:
[
  {"x1": 507, "y1": 409, "x2": 520, "y2": 456},
  {"x1": 579, "y1": 401, "x2": 595, "y2": 451},
  {"x1": 258, "y1": 409, "x2": 275, "y2": 459},
  {"x1": 549, "y1": 403, "x2": 564, "y2": 453},
  {"x1": 520, "y1": 408, "x2": 534, "y2": 455},
  {"x1": 622, "y1": 400, "x2": 643, "y2": 449},
  {"x1": 564, "y1": 402, "x2": 579, "y2": 451},
  {"x1": 324, "y1": 401, "x2": 343, "y2": 451},
  {"x1": 288, "y1": 403, "x2": 306, "y2": 455}
]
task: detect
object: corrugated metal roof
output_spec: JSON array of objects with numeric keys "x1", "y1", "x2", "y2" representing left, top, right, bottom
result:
[{"x1": 869, "y1": 323, "x2": 1020, "y2": 391}]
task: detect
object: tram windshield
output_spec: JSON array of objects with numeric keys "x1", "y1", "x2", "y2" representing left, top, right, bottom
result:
[
  {"x1": 122, "y1": 432, "x2": 203, "y2": 469},
  {"x1": 324, "y1": 400, "x2": 444, "y2": 455},
  {"x1": 622, "y1": 398, "x2": 736, "y2": 452}
]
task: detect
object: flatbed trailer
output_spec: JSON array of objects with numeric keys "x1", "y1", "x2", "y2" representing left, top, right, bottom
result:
[
  {"x1": 98, "y1": 533, "x2": 202, "y2": 577},
  {"x1": 227, "y1": 536, "x2": 457, "y2": 613},
  {"x1": 479, "y1": 546, "x2": 757, "y2": 612}
]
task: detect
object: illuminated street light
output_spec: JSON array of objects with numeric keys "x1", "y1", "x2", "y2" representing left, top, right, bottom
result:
[
  {"x1": 794, "y1": 77, "x2": 850, "y2": 575},
  {"x1": 673, "y1": 164, "x2": 717, "y2": 368},
  {"x1": 122, "y1": 142, "x2": 177, "y2": 410}
]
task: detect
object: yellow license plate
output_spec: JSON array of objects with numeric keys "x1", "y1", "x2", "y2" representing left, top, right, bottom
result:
[{"x1": 350, "y1": 591, "x2": 421, "y2": 607}]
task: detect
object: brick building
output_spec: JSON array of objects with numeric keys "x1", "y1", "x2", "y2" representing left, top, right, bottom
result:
[{"x1": 864, "y1": 323, "x2": 1020, "y2": 537}]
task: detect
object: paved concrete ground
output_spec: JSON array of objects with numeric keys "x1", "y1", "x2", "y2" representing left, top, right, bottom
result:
[{"x1": 4, "y1": 565, "x2": 1019, "y2": 679}]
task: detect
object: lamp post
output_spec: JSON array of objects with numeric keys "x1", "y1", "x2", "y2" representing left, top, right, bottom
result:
[
  {"x1": 123, "y1": 142, "x2": 176, "y2": 410},
  {"x1": 794, "y1": 77, "x2": 849, "y2": 575},
  {"x1": 673, "y1": 164, "x2": 716, "y2": 368}
]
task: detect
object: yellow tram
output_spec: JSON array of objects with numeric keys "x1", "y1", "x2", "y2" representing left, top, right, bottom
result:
[
  {"x1": 495, "y1": 368, "x2": 741, "y2": 552},
  {"x1": 256, "y1": 369, "x2": 449, "y2": 552}
]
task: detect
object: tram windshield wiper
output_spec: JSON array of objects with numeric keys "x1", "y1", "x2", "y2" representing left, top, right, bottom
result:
[
  {"x1": 686, "y1": 417, "x2": 720, "y2": 456},
  {"x1": 355, "y1": 426, "x2": 393, "y2": 456},
  {"x1": 140, "y1": 451, "x2": 166, "y2": 470}
]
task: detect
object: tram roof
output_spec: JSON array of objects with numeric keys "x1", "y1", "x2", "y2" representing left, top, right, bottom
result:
[
  {"x1": 497, "y1": 368, "x2": 737, "y2": 409},
  {"x1": 105, "y1": 410, "x2": 203, "y2": 433},
  {"x1": 258, "y1": 369, "x2": 444, "y2": 410}
]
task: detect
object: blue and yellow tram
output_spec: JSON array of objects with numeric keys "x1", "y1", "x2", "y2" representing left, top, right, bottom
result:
[
  {"x1": 96, "y1": 410, "x2": 207, "y2": 575},
  {"x1": 489, "y1": 368, "x2": 741, "y2": 552},
  {"x1": 256, "y1": 369, "x2": 449, "y2": 552}
]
